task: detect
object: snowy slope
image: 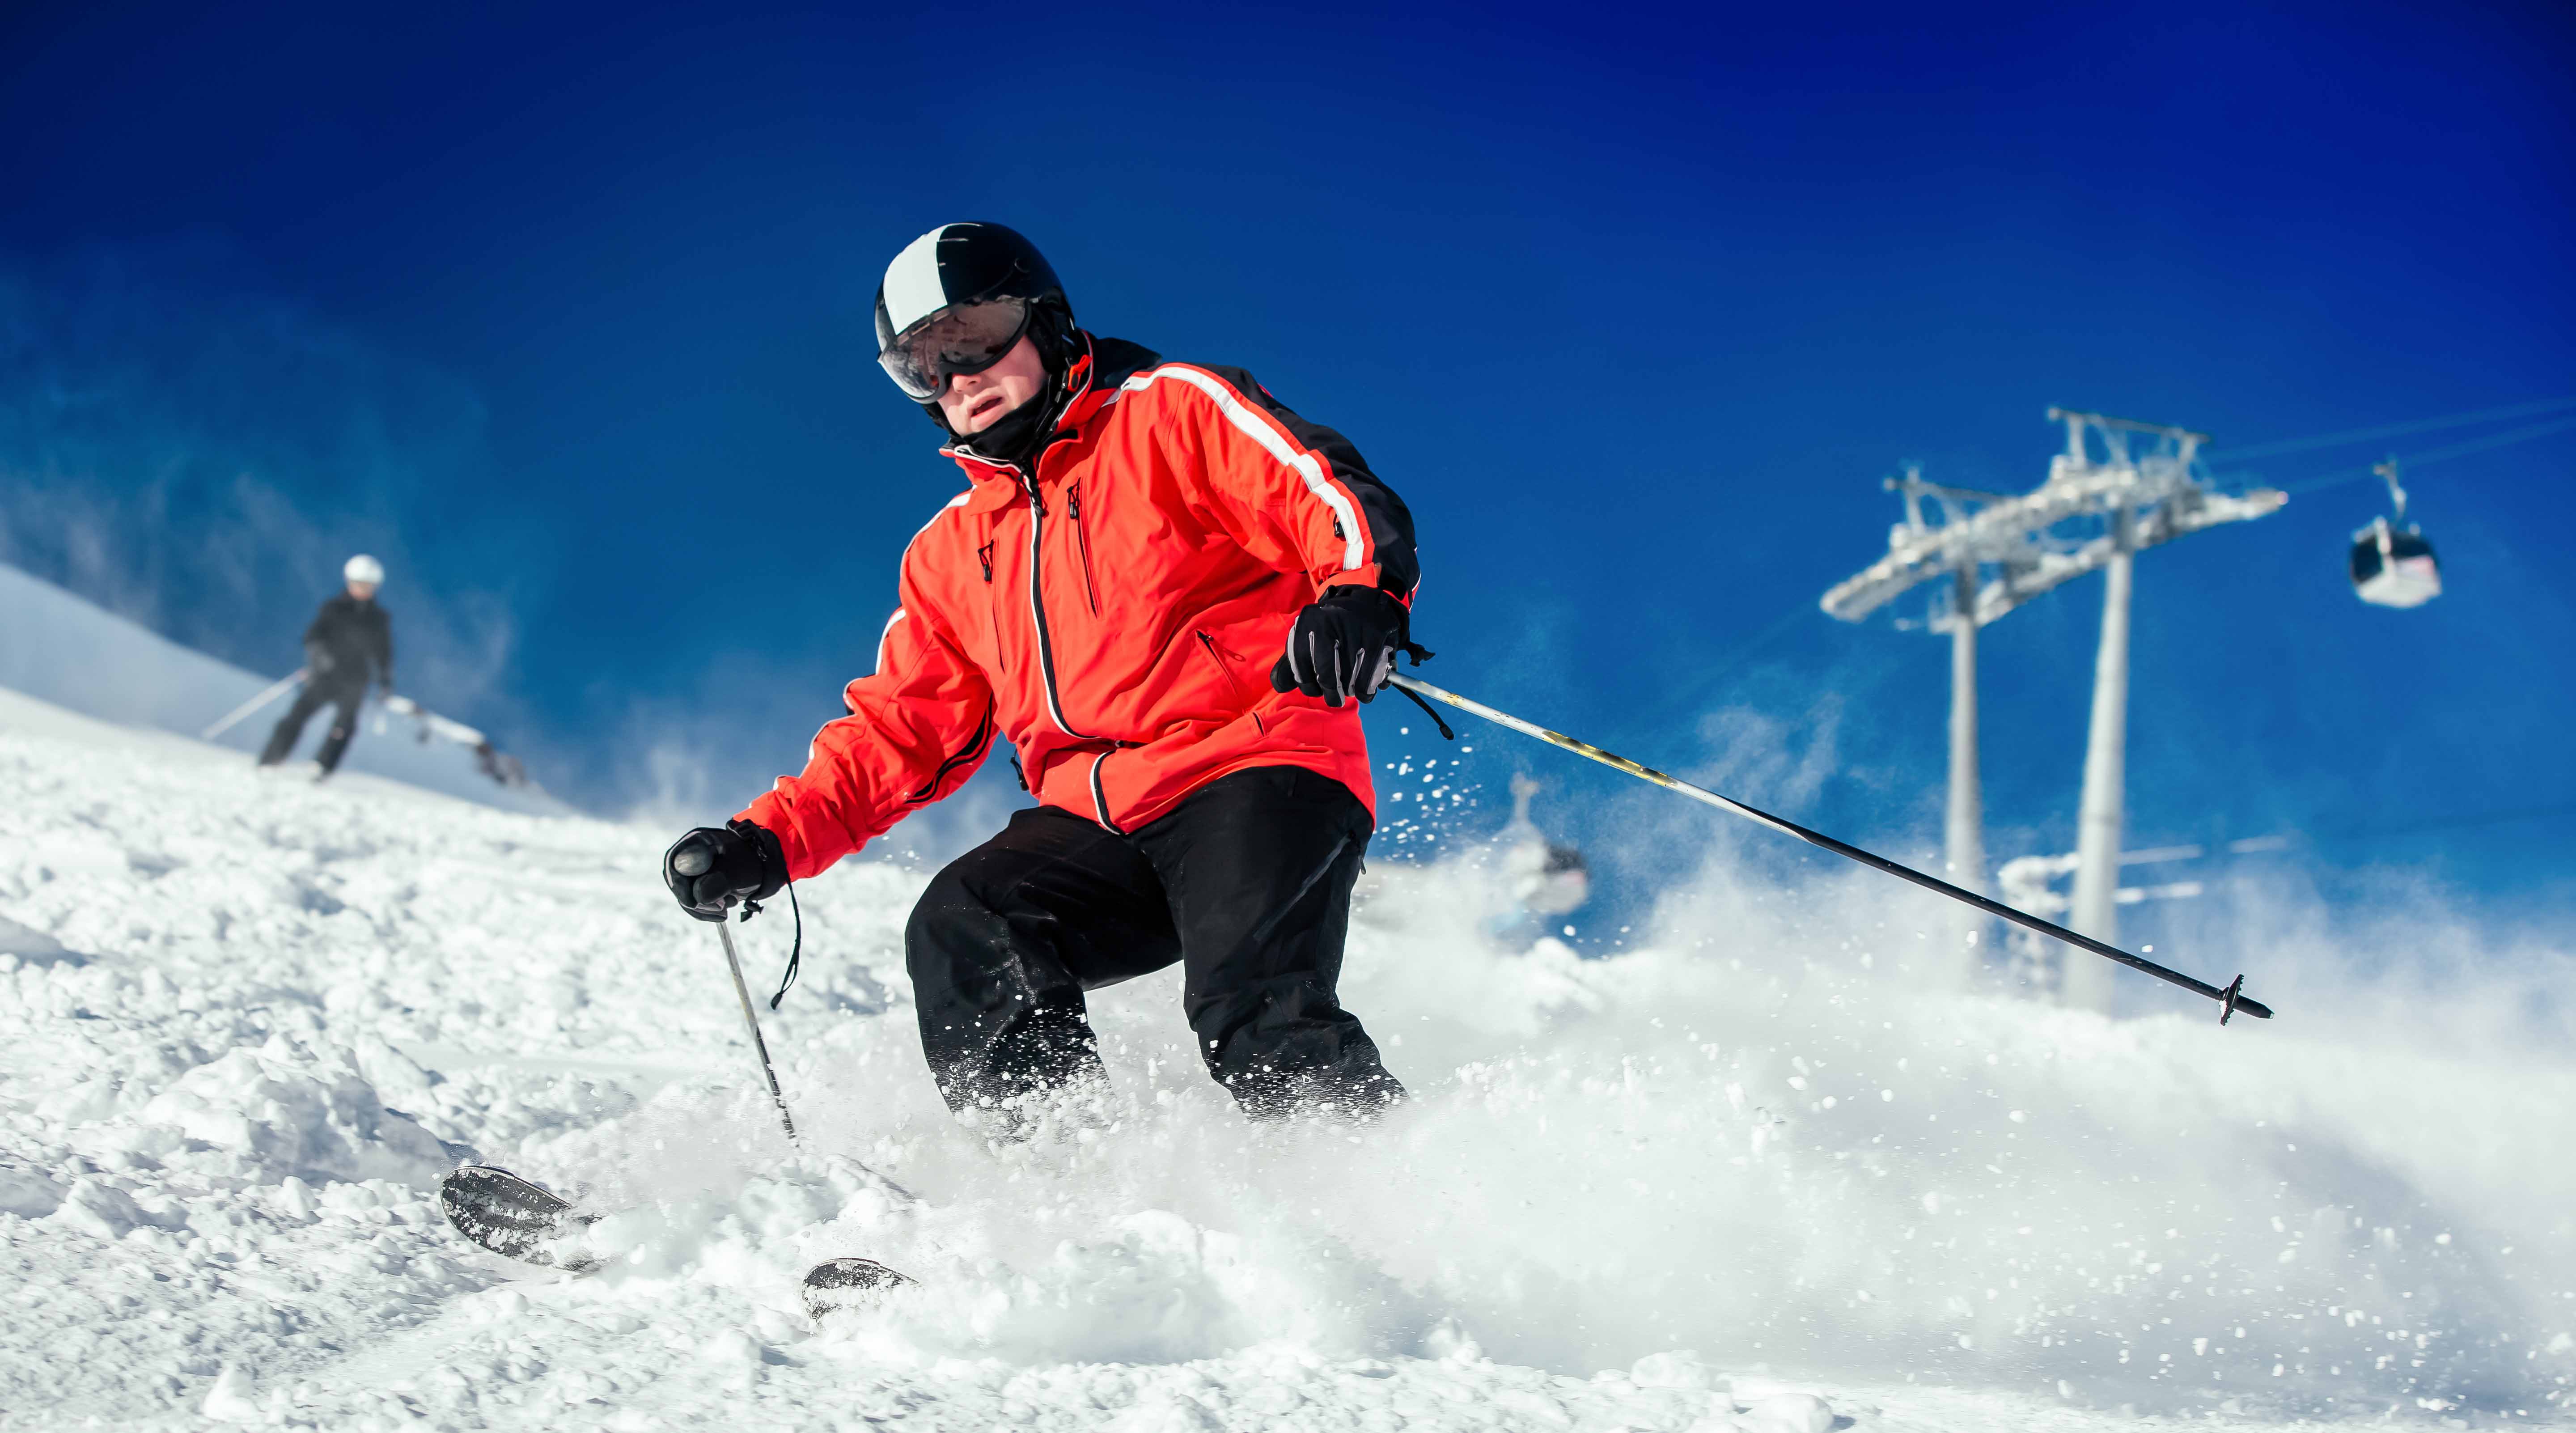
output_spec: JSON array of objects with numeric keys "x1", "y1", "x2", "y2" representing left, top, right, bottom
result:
[
  {"x1": 0, "y1": 681, "x2": 2571, "y2": 1430},
  {"x1": 0, "y1": 561, "x2": 562, "y2": 815}
]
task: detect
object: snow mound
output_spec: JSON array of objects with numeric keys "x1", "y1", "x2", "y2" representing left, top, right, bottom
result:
[{"x1": 0, "y1": 676, "x2": 2570, "y2": 1429}]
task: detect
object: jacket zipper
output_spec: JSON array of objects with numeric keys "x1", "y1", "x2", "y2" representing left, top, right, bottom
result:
[
  {"x1": 1197, "y1": 630, "x2": 1267, "y2": 735},
  {"x1": 1068, "y1": 481, "x2": 1101, "y2": 615},
  {"x1": 907, "y1": 700, "x2": 995, "y2": 803},
  {"x1": 1019, "y1": 469, "x2": 1094, "y2": 741},
  {"x1": 975, "y1": 540, "x2": 1003, "y2": 677},
  {"x1": 1195, "y1": 631, "x2": 1247, "y2": 699}
]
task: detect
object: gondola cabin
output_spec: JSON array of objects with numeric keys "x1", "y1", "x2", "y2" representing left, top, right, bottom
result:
[
  {"x1": 2351, "y1": 455, "x2": 2441, "y2": 608},
  {"x1": 2349, "y1": 517, "x2": 2440, "y2": 608}
]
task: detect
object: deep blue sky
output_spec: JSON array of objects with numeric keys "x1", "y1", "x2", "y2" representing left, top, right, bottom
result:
[{"x1": 3, "y1": 1, "x2": 2570, "y2": 944}]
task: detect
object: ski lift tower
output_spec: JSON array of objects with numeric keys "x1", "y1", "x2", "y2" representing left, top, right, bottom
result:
[
  {"x1": 1818, "y1": 465, "x2": 2018, "y2": 988},
  {"x1": 1821, "y1": 410, "x2": 2285, "y2": 1009}
]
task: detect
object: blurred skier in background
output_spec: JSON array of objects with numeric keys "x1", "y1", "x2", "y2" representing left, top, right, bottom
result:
[
  {"x1": 258, "y1": 555, "x2": 394, "y2": 779},
  {"x1": 1485, "y1": 774, "x2": 1590, "y2": 950},
  {"x1": 664, "y1": 221, "x2": 1425, "y2": 1130}
]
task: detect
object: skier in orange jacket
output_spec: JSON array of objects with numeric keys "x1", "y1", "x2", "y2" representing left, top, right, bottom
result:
[{"x1": 665, "y1": 223, "x2": 1422, "y2": 1124}]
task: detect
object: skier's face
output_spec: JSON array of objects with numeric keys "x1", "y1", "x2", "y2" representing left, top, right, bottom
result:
[
  {"x1": 936, "y1": 336, "x2": 1046, "y2": 435},
  {"x1": 347, "y1": 581, "x2": 378, "y2": 601}
]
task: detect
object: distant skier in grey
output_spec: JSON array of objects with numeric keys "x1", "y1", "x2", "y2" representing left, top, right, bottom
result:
[{"x1": 258, "y1": 555, "x2": 394, "y2": 778}]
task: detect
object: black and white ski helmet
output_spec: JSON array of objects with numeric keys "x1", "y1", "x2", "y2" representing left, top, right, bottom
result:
[{"x1": 874, "y1": 222, "x2": 1070, "y2": 360}]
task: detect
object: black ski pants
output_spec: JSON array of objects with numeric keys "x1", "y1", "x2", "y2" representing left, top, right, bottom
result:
[
  {"x1": 258, "y1": 678, "x2": 366, "y2": 773},
  {"x1": 906, "y1": 765, "x2": 1401, "y2": 1121}
]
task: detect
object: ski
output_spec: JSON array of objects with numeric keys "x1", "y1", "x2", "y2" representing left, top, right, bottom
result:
[
  {"x1": 444, "y1": 1166, "x2": 919, "y2": 1313},
  {"x1": 801, "y1": 1257, "x2": 914, "y2": 1318},
  {"x1": 439, "y1": 1166, "x2": 603, "y2": 1272}
]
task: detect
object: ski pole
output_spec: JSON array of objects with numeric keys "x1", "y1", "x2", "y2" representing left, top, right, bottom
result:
[
  {"x1": 716, "y1": 917, "x2": 802, "y2": 1144},
  {"x1": 1388, "y1": 673, "x2": 2272, "y2": 1024},
  {"x1": 202, "y1": 669, "x2": 306, "y2": 741},
  {"x1": 713, "y1": 912, "x2": 920, "y2": 1200}
]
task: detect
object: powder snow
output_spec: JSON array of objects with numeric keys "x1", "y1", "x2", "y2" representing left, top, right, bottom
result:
[{"x1": 1, "y1": 577, "x2": 2572, "y2": 1430}]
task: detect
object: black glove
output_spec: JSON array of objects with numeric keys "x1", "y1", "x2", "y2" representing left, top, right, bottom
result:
[
  {"x1": 1269, "y1": 585, "x2": 1412, "y2": 708},
  {"x1": 305, "y1": 643, "x2": 335, "y2": 676},
  {"x1": 663, "y1": 820, "x2": 787, "y2": 922}
]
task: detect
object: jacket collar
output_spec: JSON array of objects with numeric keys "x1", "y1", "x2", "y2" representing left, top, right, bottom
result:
[{"x1": 941, "y1": 333, "x2": 1159, "y2": 509}]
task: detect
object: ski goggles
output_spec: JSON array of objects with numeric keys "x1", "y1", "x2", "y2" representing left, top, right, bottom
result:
[{"x1": 877, "y1": 297, "x2": 1033, "y2": 401}]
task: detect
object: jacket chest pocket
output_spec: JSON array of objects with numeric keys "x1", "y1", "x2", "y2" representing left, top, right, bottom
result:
[
  {"x1": 1063, "y1": 480, "x2": 1103, "y2": 616},
  {"x1": 971, "y1": 523, "x2": 1014, "y2": 676}
]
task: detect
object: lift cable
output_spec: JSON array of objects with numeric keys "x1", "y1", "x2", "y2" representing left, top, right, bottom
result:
[
  {"x1": 2255, "y1": 412, "x2": 2576, "y2": 499},
  {"x1": 2212, "y1": 394, "x2": 2576, "y2": 464},
  {"x1": 1607, "y1": 401, "x2": 2574, "y2": 739}
]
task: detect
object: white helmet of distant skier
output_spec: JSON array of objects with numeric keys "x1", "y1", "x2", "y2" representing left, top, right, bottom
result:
[{"x1": 344, "y1": 554, "x2": 385, "y2": 586}]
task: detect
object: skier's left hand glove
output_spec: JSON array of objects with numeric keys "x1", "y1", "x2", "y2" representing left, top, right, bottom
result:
[
  {"x1": 663, "y1": 820, "x2": 786, "y2": 922},
  {"x1": 1270, "y1": 585, "x2": 1411, "y2": 708}
]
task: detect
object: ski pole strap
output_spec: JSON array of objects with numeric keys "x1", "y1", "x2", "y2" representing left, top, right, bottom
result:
[
  {"x1": 746, "y1": 878, "x2": 803, "y2": 1010},
  {"x1": 1386, "y1": 643, "x2": 1454, "y2": 739},
  {"x1": 1391, "y1": 682, "x2": 1455, "y2": 741}
]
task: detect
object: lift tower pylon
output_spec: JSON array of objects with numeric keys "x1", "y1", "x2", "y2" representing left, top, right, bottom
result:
[
  {"x1": 1822, "y1": 413, "x2": 2285, "y2": 1009},
  {"x1": 1945, "y1": 562, "x2": 1983, "y2": 912}
]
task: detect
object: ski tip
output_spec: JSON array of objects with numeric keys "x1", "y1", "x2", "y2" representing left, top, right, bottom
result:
[
  {"x1": 801, "y1": 1257, "x2": 915, "y2": 1319},
  {"x1": 442, "y1": 1164, "x2": 568, "y2": 1212},
  {"x1": 440, "y1": 1166, "x2": 602, "y2": 1272}
]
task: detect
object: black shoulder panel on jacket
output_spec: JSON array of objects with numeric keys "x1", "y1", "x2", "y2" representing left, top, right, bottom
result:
[
  {"x1": 1187, "y1": 363, "x2": 1419, "y2": 600},
  {"x1": 1086, "y1": 335, "x2": 1161, "y2": 392}
]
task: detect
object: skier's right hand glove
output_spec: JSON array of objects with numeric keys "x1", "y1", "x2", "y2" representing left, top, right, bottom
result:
[{"x1": 662, "y1": 820, "x2": 787, "y2": 922}]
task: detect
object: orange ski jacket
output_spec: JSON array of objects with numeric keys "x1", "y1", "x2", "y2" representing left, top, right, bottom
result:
[{"x1": 739, "y1": 335, "x2": 1419, "y2": 879}]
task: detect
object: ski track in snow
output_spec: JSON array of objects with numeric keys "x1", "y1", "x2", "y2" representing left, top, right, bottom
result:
[{"x1": 1, "y1": 683, "x2": 2571, "y2": 1431}]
